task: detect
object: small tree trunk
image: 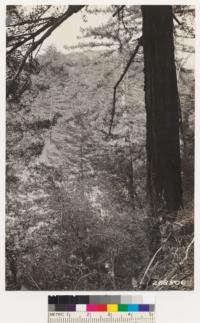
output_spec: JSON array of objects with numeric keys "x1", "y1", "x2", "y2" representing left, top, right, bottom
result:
[{"x1": 142, "y1": 6, "x2": 183, "y2": 218}]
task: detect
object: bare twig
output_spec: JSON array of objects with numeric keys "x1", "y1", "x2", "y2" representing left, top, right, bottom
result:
[
  {"x1": 108, "y1": 37, "x2": 142, "y2": 135},
  {"x1": 36, "y1": 5, "x2": 52, "y2": 21},
  {"x1": 113, "y1": 5, "x2": 125, "y2": 17},
  {"x1": 139, "y1": 232, "x2": 171, "y2": 287},
  {"x1": 121, "y1": 8, "x2": 132, "y2": 52},
  {"x1": 26, "y1": 272, "x2": 41, "y2": 290},
  {"x1": 116, "y1": 14, "x2": 123, "y2": 52},
  {"x1": 74, "y1": 271, "x2": 95, "y2": 289},
  {"x1": 180, "y1": 237, "x2": 194, "y2": 265},
  {"x1": 34, "y1": 42, "x2": 43, "y2": 60},
  {"x1": 173, "y1": 13, "x2": 194, "y2": 38},
  {"x1": 173, "y1": 13, "x2": 182, "y2": 25}
]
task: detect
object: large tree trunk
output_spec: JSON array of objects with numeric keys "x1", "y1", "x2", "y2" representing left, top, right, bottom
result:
[{"x1": 142, "y1": 6, "x2": 183, "y2": 218}]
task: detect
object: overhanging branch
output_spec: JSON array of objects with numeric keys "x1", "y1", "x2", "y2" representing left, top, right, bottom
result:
[
  {"x1": 7, "y1": 18, "x2": 55, "y2": 55},
  {"x1": 7, "y1": 5, "x2": 85, "y2": 98}
]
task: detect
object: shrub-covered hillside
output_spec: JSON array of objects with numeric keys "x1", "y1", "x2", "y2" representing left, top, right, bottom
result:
[{"x1": 6, "y1": 47, "x2": 194, "y2": 290}]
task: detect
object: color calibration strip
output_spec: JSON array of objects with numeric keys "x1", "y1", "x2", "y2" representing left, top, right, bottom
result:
[
  {"x1": 48, "y1": 295, "x2": 155, "y2": 323},
  {"x1": 49, "y1": 303, "x2": 155, "y2": 312}
]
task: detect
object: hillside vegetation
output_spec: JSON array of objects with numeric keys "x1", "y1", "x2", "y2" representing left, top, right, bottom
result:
[{"x1": 6, "y1": 47, "x2": 194, "y2": 290}]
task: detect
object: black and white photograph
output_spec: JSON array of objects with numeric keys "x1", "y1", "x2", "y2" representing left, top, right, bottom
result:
[{"x1": 6, "y1": 4, "x2": 195, "y2": 291}]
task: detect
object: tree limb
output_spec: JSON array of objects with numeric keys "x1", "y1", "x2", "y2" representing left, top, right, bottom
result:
[
  {"x1": 112, "y1": 5, "x2": 125, "y2": 17},
  {"x1": 7, "y1": 18, "x2": 54, "y2": 54},
  {"x1": 173, "y1": 13, "x2": 182, "y2": 25},
  {"x1": 7, "y1": 5, "x2": 52, "y2": 27},
  {"x1": 121, "y1": 7, "x2": 132, "y2": 50},
  {"x1": 180, "y1": 237, "x2": 194, "y2": 265},
  {"x1": 108, "y1": 37, "x2": 142, "y2": 135},
  {"x1": 7, "y1": 5, "x2": 85, "y2": 98},
  {"x1": 26, "y1": 272, "x2": 41, "y2": 290},
  {"x1": 139, "y1": 232, "x2": 171, "y2": 287},
  {"x1": 7, "y1": 16, "x2": 54, "y2": 28}
]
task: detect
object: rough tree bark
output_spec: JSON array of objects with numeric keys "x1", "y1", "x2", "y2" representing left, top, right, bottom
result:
[{"x1": 142, "y1": 6, "x2": 183, "y2": 218}]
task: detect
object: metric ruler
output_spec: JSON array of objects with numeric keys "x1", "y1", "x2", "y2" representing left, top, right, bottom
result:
[
  {"x1": 48, "y1": 295, "x2": 155, "y2": 323},
  {"x1": 48, "y1": 311, "x2": 155, "y2": 323}
]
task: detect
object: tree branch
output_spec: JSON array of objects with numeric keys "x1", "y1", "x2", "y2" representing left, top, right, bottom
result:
[
  {"x1": 7, "y1": 5, "x2": 85, "y2": 98},
  {"x1": 121, "y1": 7, "x2": 132, "y2": 47},
  {"x1": 7, "y1": 6, "x2": 84, "y2": 55},
  {"x1": 108, "y1": 37, "x2": 142, "y2": 135},
  {"x1": 26, "y1": 272, "x2": 41, "y2": 290},
  {"x1": 112, "y1": 5, "x2": 125, "y2": 17},
  {"x1": 180, "y1": 237, "x2": 194, "y2": 265},
  {"x1": 7, "y1": 16, "x2": 55, "y2": 28},
  {"x1": 7, "y1": 18, "x2": 54, "y2": 54},
  {"x1": 173, "y1": 13, "x2": 182, "y2": 25},
  {"x1": 139, "y1": 232, "x2": 171, "y2": 288},
  {"x1": 7, "y1": 5, "x2": 52, "y2": 27}
]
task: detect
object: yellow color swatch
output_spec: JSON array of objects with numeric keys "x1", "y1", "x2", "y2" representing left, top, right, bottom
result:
[{"x1": 107, "y1": 304, "x2": 118, "y2": 312}]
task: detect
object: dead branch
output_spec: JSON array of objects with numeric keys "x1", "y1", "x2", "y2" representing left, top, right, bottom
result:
[
  {"x1": 112, "y1": 5, "x2": 126, "y2": 17},
  {"x1": 26, "y1": 272, "x2": 41, "y2": 290},
  {"x1": 180, "y1": 237, "x2": 194, "y2": 265},
  {"x1": 108, "y1": 37, "x2": 142, "y2": 135},
  {"x1": 74, "y1": 271, "x2": 96, "y2": 289},
  {"x1": 139, "y1": 232, "x2": 171, "y2": 287},
  {"x1": 121, "y1": 8, "x2": 132, "y2": 51},
  {"x1": 156, "y1": 237, "x2": 194, "y2": 288},
  {"x1": 173, "y1": 13, "x2": 194, "y2": 38},
  {"x1": 173, "y1": 14, "x2": 182, "y2": 25}
]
